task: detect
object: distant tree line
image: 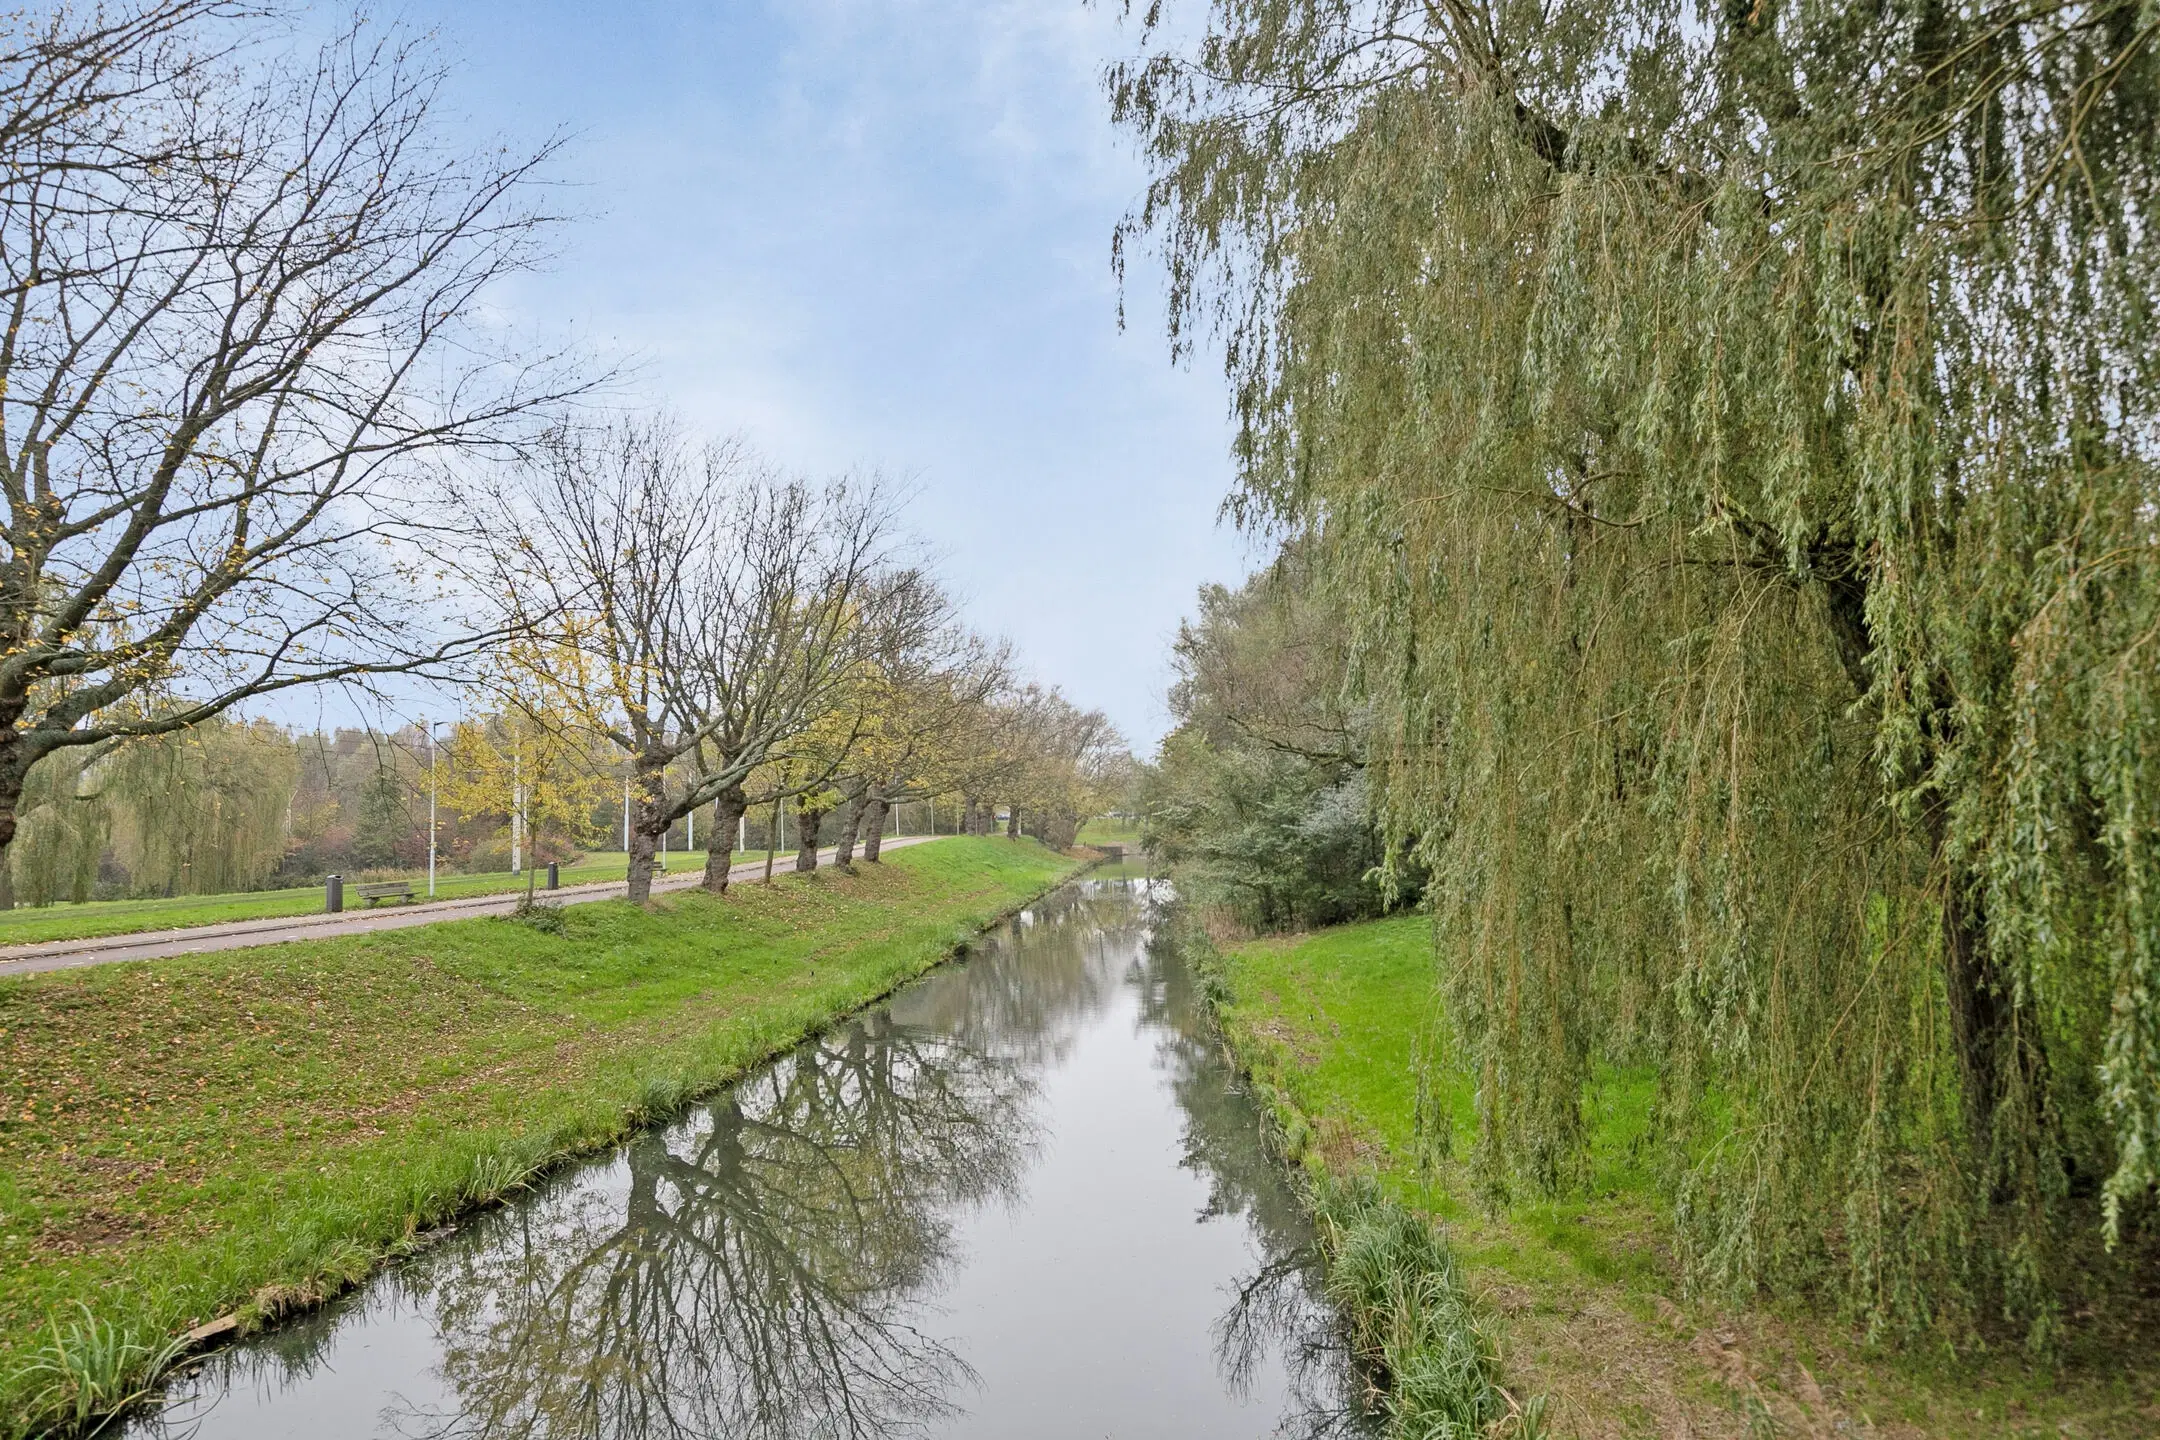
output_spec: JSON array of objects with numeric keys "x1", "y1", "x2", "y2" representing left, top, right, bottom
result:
[
  {"x1": 1143, "y1": 542, "x2": 1397, "y2": 931},
  {"x1": 8, "y1": 718, "x2": 577, "y2": 904},
  {"x1": 1117, "y1": 0, "x2": 2160, "y2": 1353}
]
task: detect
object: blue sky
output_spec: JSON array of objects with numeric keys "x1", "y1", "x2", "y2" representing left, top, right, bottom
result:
[{"x1": 397, "y1": 0, "x2": 1251, "y2": 748}]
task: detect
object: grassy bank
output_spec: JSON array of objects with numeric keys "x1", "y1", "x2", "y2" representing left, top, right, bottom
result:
[
  {"x1": 1213, "y1": 916, "x2": 2158, "y2": 1439},
  {"x1": 1075, "y1": 817, "x2": 1141, "y2": 846},
  {"x1": 1074, "y1": 817, "x2": 1151, "y2": 881},
  {"x1": 0, "y1": 836, "x2": 1078, "y2": 1434},
  {"x1": 0, "y1": 850, "x2": 733, "y2": 948}
]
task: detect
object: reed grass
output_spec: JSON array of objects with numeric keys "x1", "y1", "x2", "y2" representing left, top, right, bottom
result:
[{"x1": 1311, "y1": 1178, "x2": 1544, "y2": 1440}]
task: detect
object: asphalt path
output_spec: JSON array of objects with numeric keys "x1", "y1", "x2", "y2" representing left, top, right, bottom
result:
[{"x1": 0, "y1": 835, "x2": 937, "y2": 979}]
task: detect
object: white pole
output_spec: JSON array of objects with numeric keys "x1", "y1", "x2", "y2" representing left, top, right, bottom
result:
[
  {"x1": 510, "y1": 745, "x2": 523, "y2": 875},
  {"x1": 738, "y1": 812, "x2": 746, "y2": 851},
  {"x1": 426, "y1": 720, "x2": 437, "y2": 898},
  {"x1": 687, "y1": 809, "x2": 694, "y2": 850},
  {"x1": 622, "y1": 776, "x2": 631, "y2": 851}
]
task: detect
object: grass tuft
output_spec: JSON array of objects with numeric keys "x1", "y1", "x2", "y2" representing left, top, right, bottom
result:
[
  {"x1": 504, "y1": 898, "x2": 568, "y2": 935},
  {"x1": 1314, "y1": 1178, "x2": 1511, "y2": 1439},
  {"x1": 461, "y1": 1140, "x2": 550, "y2": 1205},
  {"x1": 8, "y1": 1303, "x2": 185, "y2": 1436},
  {"x1": 633, "y1": 1072, "x2": 695, "y2": 1121}
]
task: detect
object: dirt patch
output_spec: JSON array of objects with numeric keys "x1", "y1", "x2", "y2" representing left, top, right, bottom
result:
[
  {"x1": 1494, "y1": 1277, "x2": 1955, "y2": 1440},
  {"x1": 36, "y1": 1207, "x2": 148, "y2": 1255},
  {"x1": 1244, "y1": 1013, "x2": 1323, "y2": 1070},
  {"x1": 1311, "y1": 1114, "x2": 1385, "y2": 1173}
]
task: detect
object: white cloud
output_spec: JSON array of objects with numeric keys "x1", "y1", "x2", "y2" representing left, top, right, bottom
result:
[{"x1": 396, "y1": 0, "x2": 1248, "y2": 747}]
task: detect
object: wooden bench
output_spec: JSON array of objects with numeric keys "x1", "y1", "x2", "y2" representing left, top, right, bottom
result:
[{"x1": 355, "y1": 880, "x2": 416, "y2": 907}]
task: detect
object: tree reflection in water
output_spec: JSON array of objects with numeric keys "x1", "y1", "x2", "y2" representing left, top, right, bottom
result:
[
  {"x1": 891, "y1": 884, "x2": 1131, "y2": 1066},
  {"x1": 141, "y1": 881, "x2": 1369, "y2": 1440},
  {"x1": 1124, "y1": 884, "x2": 1373, "y2": 1438},
  {"x1": 389, "y1": 1008, "x2": 1036, "y2": 1440}
]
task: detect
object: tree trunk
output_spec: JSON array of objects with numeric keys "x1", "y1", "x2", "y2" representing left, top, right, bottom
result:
[
  {"x1": 1931, "y1": 811, "x2": 2045, "y2": 1155},
  {"x1": 703, "y1": 787, "x2": 748, "y2": 895},
  {"x1": 1006, "y1": 805, "x2": 1019, "y2": 840},
  {"x1": 0, "y1": 727, "x2": 39, "y2": 911},
  {"x1": 794, "y1": 797, "x2": 827, "y2": 872},
  {"x1": 763, "y1": 796, "x2": 782, "y2": 883},
  {"x1": 861, "y1": 793, "x2": 890, "y2": 862},
  {"x1": 833, "y1": 782, "x2": 866, "y2": 868},
  {"x1": 625, "y1": 811, "x2": 660, "y2": 904},
  {"x1": 1944, "y1": 869, "x2": 2019, "y2": 1145},
  {"x1": 623, "y1": 753, "x2": 672, "y2": 903}
]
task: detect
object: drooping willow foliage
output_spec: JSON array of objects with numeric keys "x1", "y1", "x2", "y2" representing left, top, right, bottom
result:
[
  {"x1": 3, "y1": 719, "x2": 299, "y2": 901},
  {"x1": 1112, "y1": 0, "x2": 2160, "y2": 1344},
  {"x1": 101, "y1": 718, "x2": 299, "y2": 896},
  {"x1": 6, "y1": 750, "x2": 110, "y2": 907}
]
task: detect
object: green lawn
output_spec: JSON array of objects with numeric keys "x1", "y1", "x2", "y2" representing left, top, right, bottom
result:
[
  {"x1": 1074, "y1": 818, "x2": 1148, "y2": 879},
  {"x1": 1086, "y1": 855, "x2": 1155, "y2": 880},
  {"x1": 0, "y1": 851, "x2": 745, "y2": 948},
  {"x1": 1075, "y1": 816, "x2": 1142, "y2": 847},
  {"x1": 1216, "y1": 915, "x2": 2158, "y2": 1439},
  {"x1": 0, "y1": 836, "x2": 1079, "y2": 1435}
]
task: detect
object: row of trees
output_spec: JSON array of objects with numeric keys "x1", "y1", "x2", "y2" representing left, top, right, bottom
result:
[
  {"x1": 477, "y1": 417, "x2": 1128, "y2": 904},
  {"x1": 0, "y1": 5, "x2": 1126, "y2": 909},
  {"x1": 0, "y1": 423, "x2": 1129, "y2": 905},
  {"x1": 1116, "y1": 0, "x2": 2160, "y2": 1349}
]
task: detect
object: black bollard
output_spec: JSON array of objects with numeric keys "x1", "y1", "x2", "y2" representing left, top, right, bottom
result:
[
  {"x1": 547, "y1": 861, "x2": 559, "y2": 890},
  {"x1": 325, "y1": 874, "x2": 343, "y2": 914}
]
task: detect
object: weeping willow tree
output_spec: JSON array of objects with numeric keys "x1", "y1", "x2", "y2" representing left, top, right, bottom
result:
[
  {"x1": 100, "y1": 718, "x2": 299, "y2": 895},
  {"x1": 2, "y1": 717, "x2": 300, "y2": 902},
  {"x1": 5, "y1": 749, "x2": 109, "y2": 907},
  {"x1": 1112, "y1": 0, "x2": 2160, "y2": 1345}
]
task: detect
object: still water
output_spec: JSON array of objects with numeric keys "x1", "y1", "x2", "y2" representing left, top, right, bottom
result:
[{"x1": 133, "y1": 880, "x2": 1364, "y2": 1439}]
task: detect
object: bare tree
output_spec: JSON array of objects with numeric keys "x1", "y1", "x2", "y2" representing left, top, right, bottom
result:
[
  {"x1": 0, "y1": 7, "x2": 578, "y2": 875},
  {"x1": 509, "y1": 417, "x2": 902, "y2": 903}
]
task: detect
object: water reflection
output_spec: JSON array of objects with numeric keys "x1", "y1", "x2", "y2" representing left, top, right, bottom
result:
[
  {"x1": 141, "y1": 881, "x2": 1364, "y2": 1440},
  {"x1": 405, "y1": 1010, "x2": 1031, "y2": 1439},
  {"x1": 1126, "y1": 898, "x2": 1369, "y2": 1437}
]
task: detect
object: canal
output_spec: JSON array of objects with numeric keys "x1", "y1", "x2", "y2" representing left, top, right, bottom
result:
[{"x1": 130, "y1": 879, "x2": 1364, "y2": 1438}]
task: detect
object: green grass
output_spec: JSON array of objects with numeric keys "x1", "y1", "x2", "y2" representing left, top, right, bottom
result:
[
  {"x1": 1086, "y1": 854, "x2": 1155, "y2": 881},
  {"x1": 1312, "y1": 1176, "x2": 1533, "y2": 1439},
  {"x1": 1075, "y1": 816, "x2": 1142, "y2": 847},
  {"x1": 1214, "y1": 914, "x2": 2160, "y2": 1439},
  {"x1": 1074, "y1": 818, "x2": 1149, "y2": 880},
  {"x1": 0, "y1": 850, "x2": 746, "y2": 948},
  {"x1": 0, "y1": 836, "x2": 1079, "y2": 1436}
]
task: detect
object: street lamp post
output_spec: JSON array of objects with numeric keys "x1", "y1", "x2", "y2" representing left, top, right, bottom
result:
[{"x1": 427, "y1": 720, "x2": 438, "y2": 898}]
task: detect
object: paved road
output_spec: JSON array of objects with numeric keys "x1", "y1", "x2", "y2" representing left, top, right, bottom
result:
[{"x1": 0, "y1": 836, "x2": 937, "y2": 978}]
